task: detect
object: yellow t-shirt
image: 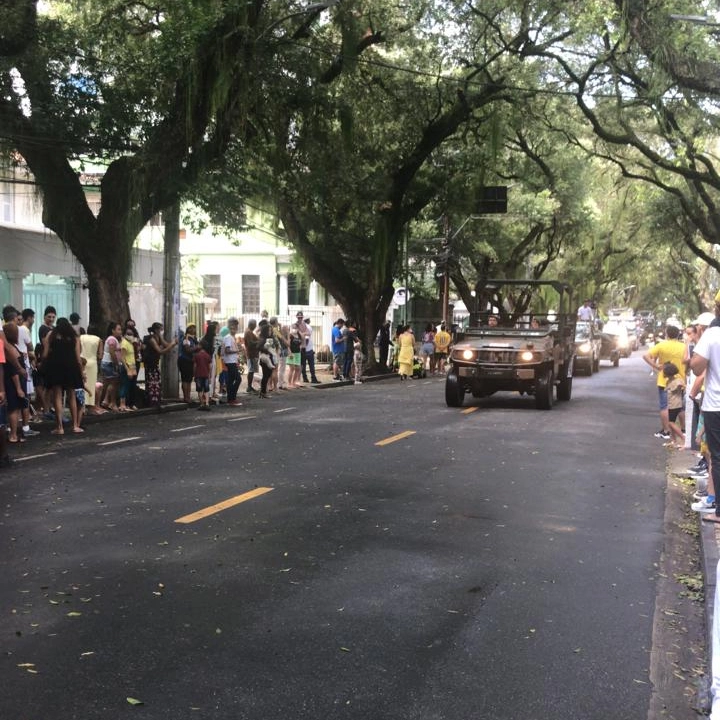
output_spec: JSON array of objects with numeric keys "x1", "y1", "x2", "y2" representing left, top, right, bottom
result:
[
  {"x1": 121, "y1": 337, "x2": 136, "y2": 374},
  {"x1": 434, "y1": 329, "x2": 451, "y2": 353},
  {"x1": 648, "y1": 339, "x2": 686, "y2": 388}
]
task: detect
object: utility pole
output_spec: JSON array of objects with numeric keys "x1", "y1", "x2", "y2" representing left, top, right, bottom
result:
[{"x1": 441, "y1": 216, "x2": 451, "y2": 327}]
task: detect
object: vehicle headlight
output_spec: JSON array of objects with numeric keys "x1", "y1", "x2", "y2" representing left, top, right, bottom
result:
[
  {"x1": 462, "y1": 349, "x2": 474, "y2": 360},
  {"x1": 520, "y1": 350, "x2": 534, "y2": 361},
  {"x1": 578, "y1": 342, "x2": 591, "y2": 353}
]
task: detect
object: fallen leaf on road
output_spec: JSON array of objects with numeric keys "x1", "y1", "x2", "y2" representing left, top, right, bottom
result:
[{"x1": 126, "y1": 697, "x2": 144, "y2": 705}]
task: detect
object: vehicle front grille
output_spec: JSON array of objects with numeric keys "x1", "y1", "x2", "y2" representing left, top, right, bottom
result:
[{"x1": 477, "y1": 349, "x2": 517, "y2": 364}]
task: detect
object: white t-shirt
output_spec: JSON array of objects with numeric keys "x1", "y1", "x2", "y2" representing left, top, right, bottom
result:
[
  {"x1": 222, "y1": 334, "x2": 239, "y2": 364},
  {"x1": 577, "y1": 306, "x2": 593, "y2": 321},
  {"x1": 694, "y1": 326, "x2": 720, "y2": 411},
  {"x1": 18, "y1": 324, "x2": 32, "y2": 362}
]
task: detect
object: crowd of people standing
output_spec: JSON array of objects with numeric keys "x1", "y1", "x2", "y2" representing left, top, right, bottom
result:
[{"x1": 0, "y1": 304, "x2": 453, "y2": 467}]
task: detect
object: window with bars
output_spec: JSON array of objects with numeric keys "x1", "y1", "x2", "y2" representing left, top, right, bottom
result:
[
  {"x1": 203, "y1": 274, "x2": 221, "y2": 308},
  {"x1": 287, "y1": 273, "x2": 309, "y2": 305},
  {"x1": 1, "y1": 182, "x2": 13, "y2": 222},
  {"x1": 242, "y1": 275, "x2": 260, "y2": 314}
]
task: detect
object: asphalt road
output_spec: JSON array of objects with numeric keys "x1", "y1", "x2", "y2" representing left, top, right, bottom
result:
[{"x1": 1, "y1": 356, "x2": 671, "y2": 720}]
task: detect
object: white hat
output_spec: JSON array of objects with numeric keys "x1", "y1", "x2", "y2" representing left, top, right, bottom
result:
[{"x1": 693, "y1": 311, "x2": 715, "y2": 327}]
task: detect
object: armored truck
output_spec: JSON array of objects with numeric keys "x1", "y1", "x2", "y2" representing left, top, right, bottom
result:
[{"x1": 445, "y1": 280, "x2": 576, "y2": 410}]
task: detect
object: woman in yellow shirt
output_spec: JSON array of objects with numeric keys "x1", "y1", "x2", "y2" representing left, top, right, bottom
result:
[
  {"x1": 118, "y1": 326, "x2": 138, "y2": 411},
  {"x1": 397, "y1": 326, "x2": 416, "y2": 381}
]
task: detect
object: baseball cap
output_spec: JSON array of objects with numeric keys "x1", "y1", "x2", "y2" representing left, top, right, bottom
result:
[
  {"x1": 296, "y1": 311, "x2": 304, "y2": 318},
  {"x1": 693, "y1": 311, "x2": 715, "y2": 326}
]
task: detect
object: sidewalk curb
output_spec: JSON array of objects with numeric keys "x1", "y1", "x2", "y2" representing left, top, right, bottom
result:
[{"x1": 311, "y1": 372, "x2": 399, "y2": 389}]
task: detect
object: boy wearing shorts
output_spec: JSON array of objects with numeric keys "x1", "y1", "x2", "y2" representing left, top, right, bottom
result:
[
  {"x1": 663, "y1": 362, "x2": 685, "y2": 447},
  {"x1": 194, "y1": 345, "x2": 212, "y2": 411}
]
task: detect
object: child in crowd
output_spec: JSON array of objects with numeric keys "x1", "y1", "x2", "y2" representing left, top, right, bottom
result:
[
  {"x1": 353, "y1": 338, "x2": 364, "y2": 385},
  {"x1": 194, "y1": 343, "x2": 212, "y2": 411},
  {"x1": 664, "y1": 362, "x2": 685, "y2": 448},
  {"x1": 74, "y1": 356, "x2": 91, "y2": 429}
]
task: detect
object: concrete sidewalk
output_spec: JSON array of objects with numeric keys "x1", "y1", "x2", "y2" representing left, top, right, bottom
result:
[{"x1": 670, "y1": 449, "x2": 718, "y2": 710}]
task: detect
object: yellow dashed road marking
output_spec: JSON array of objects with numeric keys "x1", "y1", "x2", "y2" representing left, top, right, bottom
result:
[
  {"x1": 174, "y1": 487, "x2": 274, "y2": 524},
  {"x1": 375, "y1": 430, "x2": 417, "y2": 447}
]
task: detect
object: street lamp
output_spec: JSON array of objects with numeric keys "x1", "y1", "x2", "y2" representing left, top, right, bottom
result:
[{"x1": 439, "y1": 215, "x2": 482, "y2": 326}]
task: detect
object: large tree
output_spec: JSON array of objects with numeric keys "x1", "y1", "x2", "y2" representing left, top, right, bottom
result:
[
  {"x1": 240, "y1": 0, "x2": 549, "y2": 359},
  {"x1": 0, "y1": 0, "x2": 342, "y2": 328},
  {"x1": 505, "y1": 0, "x2": 720, "y2": 277}
]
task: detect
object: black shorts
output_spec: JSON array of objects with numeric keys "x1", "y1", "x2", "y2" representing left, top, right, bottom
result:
[{"x1": 669, "y1": 407, "x2": 682, "y2": 423}]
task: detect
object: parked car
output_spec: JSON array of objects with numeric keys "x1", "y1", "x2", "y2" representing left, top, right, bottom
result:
[{"x1": 574, "y1": 321, "x2": 601, "y2": 375}]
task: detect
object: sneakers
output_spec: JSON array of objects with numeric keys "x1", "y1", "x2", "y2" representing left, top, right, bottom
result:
[
  {"x1": 22, "y1": 428, "x2": 40, "y2": 437},
  {"x1": 692, "y1": 496, "x2": 717, "y2": 512},
  {"x1": 689, "y1": 459, "x2": 708, "y2": 474},
  {"x1": 654, "y1": 431, "x2": 671, "y2": 440},
  {"x1": 694, "y1": 489, "x2": 709, "y2": 500},
  {"x1": 354, "y1": 380, "x2": 362, "y2": 385},
  {"x1": 227, "y1": 400, "x2": 243, "y2": 406}
]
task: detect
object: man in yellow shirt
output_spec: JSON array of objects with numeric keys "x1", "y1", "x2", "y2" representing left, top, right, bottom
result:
[
  {"x1": 643, "y1": 325, "x2": 686, "y2": 440},
  {"x1": 433, "y1": 323, "x2": 452, "y2": 375}
]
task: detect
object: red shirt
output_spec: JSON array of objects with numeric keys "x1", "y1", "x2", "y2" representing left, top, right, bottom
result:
[{"x1": 193, "y1": 349, "x2": 211, "y2": 379}]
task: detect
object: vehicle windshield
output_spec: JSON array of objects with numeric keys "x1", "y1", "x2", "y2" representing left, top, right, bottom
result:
[
  {"x1": 575, "y1": 322, "x2": 592, "y2": 341},
  {"x1": 603, "y1": 321, "x2": 628, "y2": 338}
]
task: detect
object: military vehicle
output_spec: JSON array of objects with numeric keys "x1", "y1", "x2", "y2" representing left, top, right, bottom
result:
[{"x1": 445, "y1": 280, "x2": 576, "y2": 410}]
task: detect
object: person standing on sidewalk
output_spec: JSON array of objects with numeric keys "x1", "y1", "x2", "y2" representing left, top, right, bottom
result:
[
  {"x1": 222, "y1": 317, "x2": 242, "y2": 406},
  {"x1": 243, "y1": 319, "x2": 259, "y2": 393},
  {"x1": 331, "y1": 319, "x2": 346, "y2": 380},
  {"x1": 690, "y1": 323, "x2": 720, "y2": 524},
  {"x1": 0, "y1": 332, "x2": 10, "y2": 468},
  {"x1": 302, "y1": 318, "x2": 320, "y2": 383},
  {"x1": 643, "y1": 325, "x2": 686, "y2": 440}
]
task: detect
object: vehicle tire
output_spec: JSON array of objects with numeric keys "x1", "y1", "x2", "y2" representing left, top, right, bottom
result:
[
  {"x1": 535, "y1": 369, "x2": 554, "y2": 410},
  {"x1": 557, "y1": 369, "x2": 572, "y2": 401},
  {"x1": 445, "y1": 373, "x2": 464, "y2": 407}
]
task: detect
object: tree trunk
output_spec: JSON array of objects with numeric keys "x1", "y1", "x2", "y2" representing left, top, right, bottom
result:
[
  {"x1": 162, "y1": 203, "x2": 181, "y2": 400},
  {"x1": 86, "y1": 269, "x2": 130, "y2": 336}
]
